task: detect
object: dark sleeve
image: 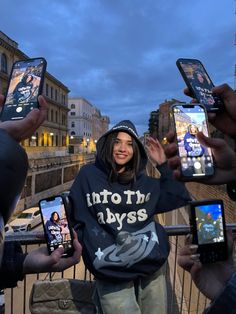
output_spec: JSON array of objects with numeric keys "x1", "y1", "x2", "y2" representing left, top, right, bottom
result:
[
  {"x1": 0, "y1": 129, "x2": 28, "y2": 224},
  {"x1": 155, "y1": 162, "x2": 191, "y2": 213},
  {"x1": 0, "y1": 241, "x2": 27, "y2": 289},
  {"x1": 203, "y1": 273, "x2": 236, "y2": 314},
  {"x1": 68, "y1": 167, "x2": 88, "y2": 231}
]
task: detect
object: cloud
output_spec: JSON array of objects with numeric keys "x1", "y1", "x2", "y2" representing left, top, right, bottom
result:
[{"x1": 0, "y1": 0, "x2": 235, "y2": 134}]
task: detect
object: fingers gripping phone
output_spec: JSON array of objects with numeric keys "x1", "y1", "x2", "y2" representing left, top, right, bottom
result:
[
  {"x1": 171, "y1": 103, "x2": 214, "y2": 178},
  {"x1": 39, "y1": 195, "x2": 74, "y2": 257},
  {"x1": 189, "y1": 199, "x2": 228, "y2": 263},
  {"x1": 176, "y1": 58, "x2": 223, "y2": 112},
  {"x1": 0, "y1": 57, "x2": 47, "y2": 121}
]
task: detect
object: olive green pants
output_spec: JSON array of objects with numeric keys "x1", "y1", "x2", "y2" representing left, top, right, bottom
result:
[{"x1": 93, "y1": 263, "x2": 167, "y2": 314}]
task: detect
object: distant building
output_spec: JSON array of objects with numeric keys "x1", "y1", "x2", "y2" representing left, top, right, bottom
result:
[{"x1": 68, "y1": 96, "x2": 110, "y2": 152}]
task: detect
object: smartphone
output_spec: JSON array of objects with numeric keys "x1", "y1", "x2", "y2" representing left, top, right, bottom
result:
[
  {"x1": 176, "y1": 58, "x2": 223, "y2": 112},
  {"x1": 171, "y1": 103, "x2": 214, "y2": 178},
  {"x1": 38, "y1": 195, "x2": 74, "y2": 257},
  {"x1": 189, "y1": 199, "x2": 228, "y2": 263},
  {"x1": 0, "y1": 57, "x2": 47, "y2": 121}
]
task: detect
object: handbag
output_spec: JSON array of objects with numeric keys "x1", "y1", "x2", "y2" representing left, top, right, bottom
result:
[{"x1": 29, "y1": 278, "x2": 96, "y2": 314}]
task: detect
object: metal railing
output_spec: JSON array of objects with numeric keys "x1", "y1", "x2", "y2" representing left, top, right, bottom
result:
[{"x1": 3, "y1": 223, "x2": 236, "y2": 314}]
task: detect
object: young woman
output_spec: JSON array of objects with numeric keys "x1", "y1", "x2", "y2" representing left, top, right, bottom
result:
[
  {"x1": 45, "y1": 211, "x2": 63, "y2": 246},
  {"x1": 184, "y1": 124, "x2": 205, "y2": 157},
  {"x1": 69, "y1": 120, "x2": 190, "y2": 314}
]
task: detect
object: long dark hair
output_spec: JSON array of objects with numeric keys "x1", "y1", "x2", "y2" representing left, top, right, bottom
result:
[
  {"x1": 50, "y1": 211, "x2": 60, "y2": 223},
  {"x1": 100, "y1": 132, "x2": 141, "y2": 184}
]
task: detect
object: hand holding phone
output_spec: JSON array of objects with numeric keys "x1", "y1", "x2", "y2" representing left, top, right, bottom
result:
[
  {"x1": 176, "y1": 58, "x2": 223, "y2": 112},
  {"x1": 189, "y1": 199, "x2": 228, "y2": 263},
  {"x1": 39, "y1": 195, "x2": 74, "y2": 257},
  {"x1": 170, "y1": 103, "x2": 214, "y2": 178},
  {"x1": 0, "y1": 57, "x2": 47, "y2": 121}
]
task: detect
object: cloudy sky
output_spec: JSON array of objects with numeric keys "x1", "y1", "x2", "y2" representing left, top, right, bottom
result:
[{"x1": 1, "y1": 0, "x2": 235, "y2": 135}]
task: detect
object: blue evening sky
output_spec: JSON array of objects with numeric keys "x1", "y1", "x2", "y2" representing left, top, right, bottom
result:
[{"x1": 1, "y1": 0, "x2": 235, "y2": 135}]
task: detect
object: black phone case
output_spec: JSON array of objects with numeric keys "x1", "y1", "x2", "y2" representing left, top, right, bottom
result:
[
  {"x1": 38, "y1": 195, "x2": 74, "y2": 257},
  {"x1": 189, "y1": 199, "x2": 228, "y2": 263},
  {"x1": 0, "y1": 57, "x2": 47, "y2": 121},
  {"x1": 170, "y1": 103, "x2": 215, "y2": 179},
  {"x1": 176, "y1": 58, "x2": 223, "y2": 112}
]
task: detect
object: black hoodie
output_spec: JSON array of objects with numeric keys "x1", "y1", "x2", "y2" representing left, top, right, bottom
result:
[{"x1": 69, "y1": 120, "x2": 190, "y2": 281}]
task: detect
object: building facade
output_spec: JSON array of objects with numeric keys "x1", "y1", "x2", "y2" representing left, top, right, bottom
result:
[
  {"x1": 0, "y1": 31, "x2": 74, "y2": 210},
  {"x1": 0, "y1": 30, "x2": 110, "y2": 210},
  {"x1": 68, "y1": 96, "x2": 110, "y2": 153},
  {"x1": 0, "y1": 31, "x2": 70, "y2": 159}
]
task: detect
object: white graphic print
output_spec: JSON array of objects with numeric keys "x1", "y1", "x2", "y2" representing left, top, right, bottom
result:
[{"x1": 93, "y1": 221, "x2": 159, "y2": 268}]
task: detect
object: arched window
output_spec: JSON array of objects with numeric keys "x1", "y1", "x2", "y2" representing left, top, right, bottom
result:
[
  {"x1": 71, "y1": 131, "x2": 75, "y2": 136},
  {"x1": 1, "y1": 54, "x2": 7, "y2": 73},
  {"x1": 71, "y1": 103, "x2": 75, "y2": 109}
]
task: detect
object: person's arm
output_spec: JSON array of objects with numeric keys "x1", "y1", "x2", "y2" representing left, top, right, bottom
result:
[
  {"x1": 165, "y1": 131, "x2": 236, "y2": 184},
  {"x1": 0, "y1": 95, "x2": 47, "y2": 225},
  {"x1": 145, "y1": 136, "x2": 166, "y2": 166},
  {"x1": 0, "y1": 233, "x2": 82, "y2": 290},
  {"x1": 0, "y1": 129, "x2": 28, "y2": 224},
  {"x1": 0, "y1": 94, "x2": 47, "y2": 142},
  {"x1": 22, "y1": 232, "x2": 82, "y2": 274},
  {"x1": 0, "y1": 241, "x2": 27, "y2": 289},
  {"x1": 184, "y1": 83, "x2": 236, "y2": 136},
  {"x1": 178, "y1": 231, "x2": 236, "y2": 302},
  {"x1": 145, "y1": 136, "x2": 191, "y2": 211},
  {"x1": 155, "y1": 161, "x2": 191, "y2": 212},
  {"x1": 203, "y1": 272, "x2": 236, "y2": 314}
]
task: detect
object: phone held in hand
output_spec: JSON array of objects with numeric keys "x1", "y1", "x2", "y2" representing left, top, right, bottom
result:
[
  {"x1": 170, "y1": 103, "x2": 214, "y2": 178},
  {"x1": 38, "y1": 195, "x2": 74, "y2": 257},
  {"x1": 0, "y1": 57, "x2": 47, "y2": 122},
  {"x1": 189, "y1": 199, "x2": 228, "y2": 263},
  {"x1": 176, "y1": 58, "x2": 223, "y2": 112}
]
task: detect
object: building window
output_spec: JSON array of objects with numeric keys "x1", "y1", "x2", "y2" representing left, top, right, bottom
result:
[
  {"x1": 55, "y1": 111, "x2": 58, "y2": 123},
  {"x1": 62, "y1": 94, "x2": 65, "y2": 105},
  {"x1": 1, "y1": 53, "x2": 7, "y2": 73},
  {"x1": 70, "y1": 112, "x2": 75, "y2": 116},
  {"x1": 46, "y1": 83, "x2": 49, "y2": 96},
  {"x1": 71, "y1": 121, "x2": 75, "y2": 127},
  {"x1": 51, "y1": 87, "x2": 54, "y2": 99},
  {"x1": 71, "y1": 103, "x2": 75, "y2": 109},
  {"x1": 51, "y1": 109, "x2": 54, "y2": 122},
  {"x1": 71, "y1": 131, "x2": 75, "y2": 136},
  {"x1": 55, "y1": 89, "x2": 58, "y2": 101}
]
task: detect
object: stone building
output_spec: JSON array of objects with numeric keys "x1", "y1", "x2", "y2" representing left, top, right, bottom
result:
[
  {"x1": 0, "y1": 30, "x2": 70, "y2": 159},
  {"x1": 0, "y1": 30, "x2": 111, "y2": 212},
  {"x1": 0, "y1": 31, "x2": 84, "y2": 211},
  {"x1": 68, "y1": 96, "x2": 109, "y2": 153}
]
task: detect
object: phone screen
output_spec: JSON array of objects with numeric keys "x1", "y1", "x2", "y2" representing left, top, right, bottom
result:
[
  {"x1": 39, "y1": 196, "x2": 74, "y2": 257},
  {"x1": 172, "y1": 103, "x2": 214, "y2": 178},
  {"x1": 194, "y1": 203, "x2": 225, "y2": 245},
  {"x1": 1, "y1": 57, "x2": 47, "y2": 121},
  {"x1": 176, "y1": 58, "x2": 223, "y2": 112},
  {"x1": 190, "y1": 200, "x2": 228, "y2": 263}
]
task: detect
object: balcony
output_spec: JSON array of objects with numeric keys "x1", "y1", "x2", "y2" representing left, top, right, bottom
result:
[{"x1": 3, "y1": 223, "x2": 236, "y2": 314}]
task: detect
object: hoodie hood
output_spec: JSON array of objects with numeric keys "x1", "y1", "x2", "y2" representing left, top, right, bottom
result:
[{"x1": 96, "y1": 120, "x2": 147, "y2": 173}]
